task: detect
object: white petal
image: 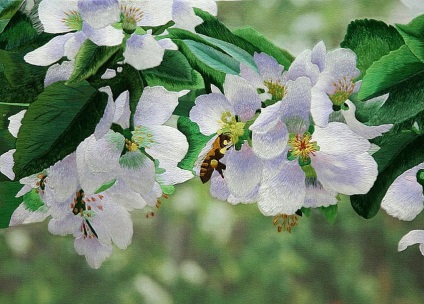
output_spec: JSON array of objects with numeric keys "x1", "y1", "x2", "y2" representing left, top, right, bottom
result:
[
  {"x1": 94, "y1": 87, "x2": 116, "y2": 139},
  {"x1": 8, "y1": 110, "x2": 26, "y2": 138},
  {"x1": 157, "y1": 166, "x2": 193, "y2": 185},
  {"x1": 223, "y1": 75, "x2": 261, "y2": 121},
  {"x1": 44, "y1": 60, "x2": 75, "y2": 87},
  {"x1": 0, "y1": 149, "x2": 15, "y2": 180},
  {"x1": 38, "y1": 0, "x2": 79, "y2": 33},
  {"x1": 157, "y1": 38, "x2": 178, "y2": 50},
  {"x1": 146, "y1": 125, "x2": 189, "y2": 168},
  {"x1": 101, "y1": 68, "x2": 117, "y2": 80},
  {"x1": 172, "y1": 0, "x2": 203, "y2": 32},
  {"x1": 9, "y1": 203, "x2": 49, "y2": 226},
  {"x1": 250, "y1": 108, "x2": 288, "y2": 160},
  {"x1": 381, "y1": 163, "x2": 424, "y2": 221},
  {"x1": 312, "y1": 122, "x2": 371, "y2": 155},
  {"x1": 190, "y1": 93, "x2": 233, "y2": 136},
  {"x1": 92, "y1": 197, "x2": 133, "y2": 249},
  {"x1": 74, "y1": 236, "x2": 113, "y2": 269},
  {"x1": 82, "y1": 22, "x2": 124, "y2": 46},
  {"x1": 303, "y1": 178, "x2": 338, "y2": 208},
  {"x1": 225, "y1": 143, "x2": 263, "y2": 198},
  {"x1": 48, "y1": 215, "x2": 81, "y2": 236},
  {"x1": 311, "y1": 151, "x2": 378, "y2": 195},
  {"x1": 64, "y1": 31, "x2": 87, "y2": 60},
  {"x1": 46, "y1": 153, "x2": 80, "y2": 203},
  {"x1": 104, "y1": 179, "x2": 148, "y2": 210},
  {"x1": 341, "y1": 100, "x2": 392, "y2": 139},
  {"x1": 77, "y1": 133, "x2": 124, "y2": 194},
  {"x1": 78, "y1": 0, "x2": 120, "y2": 29},
  {"x1": 311, "y1": 86, "x2": 333, "y2": 127},
  {"x1": 398, "y1": 230, "x2": 424, "y2": 255},
  {"x1": 124, "y1": 34, "x2": 165, "y2": 70},
  {"x1": 24, "y1": 33, "x2": 74, "y2": 66},
  {"x1": 258, "y1": 160, "x2": 306, "y2": 216},
  {"x1": 113, "y1": 91, "x2": 131, "y2": 129},
  {"x1": 189, "y1": 0, "x2": 217, "y2": 15},
  {"x1": 123, "y1": 0, "x2": 173, "y2": 26},
  {"x1": 119, "y1": 150, "x2": 156, "y2": 194},
  {"x1": 134, "y1": 86, "x2": 178, "y2": 126}
]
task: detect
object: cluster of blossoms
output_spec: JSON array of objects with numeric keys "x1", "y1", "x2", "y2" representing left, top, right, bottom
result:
[
  {"x1": 2, "y1": 0, "x2": 424, "y2": 268},
  {"x1": 190, "y1": 42, "x2": 392, "y2": 231}
]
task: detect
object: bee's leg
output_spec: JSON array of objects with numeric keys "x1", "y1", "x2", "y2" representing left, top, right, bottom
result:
[{"x1": 216, "y1": 163, "x2": 226, "y2": 179}]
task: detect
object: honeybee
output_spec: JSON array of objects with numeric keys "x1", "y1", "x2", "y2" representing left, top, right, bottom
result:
[{"x1": 198, "y1": 133, "x2": 233, "y2": 183}]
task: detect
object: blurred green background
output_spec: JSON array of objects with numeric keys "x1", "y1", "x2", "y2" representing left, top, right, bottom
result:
[{"x1": 1, "y1": 0, "x2": 424, "y2": 303}]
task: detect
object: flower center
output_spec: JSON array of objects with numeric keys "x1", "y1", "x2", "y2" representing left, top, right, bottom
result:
[
  {"x1": 120, "y1": 4, "x2": 144, "y2": 33},
  {"x1": 273, "y1": 213, "x2": 300, "y2": 233},
  {"x1": 132, "y1": 126, "x2": 155, "y2": 149},
  {"x1": 63, "y1": 10, "x2": 83, "y2": 31},
  {"x1": 288, "y1": 132, "x2": 319, "y2": 166},
  {"x1": 35, "y1": 173, "x2": 47, "y2": 194},
  {"x1": 217, "y1": 111, "x2": 245, "y2": 144},
  {"x1": 264, "y1": 80, "x2": 286, "y2": 101},
  {"x1": 125, "y1": 139, "x2": 139, "y2": 152},
  {"x1": 328, "y1": 76, "x2": 355, "y2": 106}
]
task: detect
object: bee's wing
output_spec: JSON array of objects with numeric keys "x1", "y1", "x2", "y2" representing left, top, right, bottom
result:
[{"x1": 193, "y1": 135, "x2": 218, "y2": 176}]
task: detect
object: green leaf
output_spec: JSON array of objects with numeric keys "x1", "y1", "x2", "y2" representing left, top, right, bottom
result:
[
  {"x1": 173, "y1": 89, "x2": 206, "y2": 117},
  {"x1": 358, "y1": 45, "x2": 424, "y2": 100},
  {"x1": 23, "y1": 189, "x2": 45, "y2": 211},
  {"x1": 0, "y1": 0, "x2": 21, "y2": 34},
  {"x1": 194, "y1": 8, "x2": 258, "y2": 55},
  {"x1": 351, "y1": 133, "x2": 424, "y2": 219},
  {"x1": 14, "y1": 81, "x2": 108, "y2": 179},
  {"x1": 319, "y1": 204, "x2": 338, "y2": 224},
  {"x1": 233, "y1": 27, "x2": 294, "y2": 69},
  {"x1": 199, "y1": 34, "x2": 258, "y2": 72},
  {"x1": 0, "y1": 181, "x2": 22, "y2": 228},
  {"x1": 340, "y1": 19, "x2": 404, "y2": 78},
  {"x1": 183, "y1": 39, "x2": 240, "y2": 75},
  {"x1": 0, "y1": 11, "x2": 38, "y2": 51},
  {"x1": 67, "y1": 40, "x2": 121, "y2": 83},
  {"x1": 177, "y1": 116, "x2": 214, "y2": 171},
  {"x1": 0, "y1": 49, "x2": 47, "y2": 104},
  {"x1": 396, "y1": 14, "x2": 424, "y2": 63},
  {"x1": 143, "y1": 50, "x2": 204, "y2": 91}
]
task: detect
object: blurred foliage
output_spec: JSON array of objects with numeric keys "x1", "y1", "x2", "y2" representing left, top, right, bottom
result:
[{"x1": 1, "y1": 0, "x2": 424, "y2": 303}]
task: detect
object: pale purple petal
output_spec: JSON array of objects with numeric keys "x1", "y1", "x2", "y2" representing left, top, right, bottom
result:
[
  {"x1": 258, "y1": 160, "x2": 306, "y2": 216},
  {"x1": 311, "y1": 41, "x2": 326, "y2": 72},
  {"x1": 224, "y1": 143, "x2": 263, "y2": 199},
  {"x1": 46, "y1": 153, "x2": 79, "y2": 203},
  {"x1": 78, "y1": 0, "x2": 120, "y2": 29},
  {"x1": 210, "y1": 171, "x2": 230, "y2": 201},
  {"x1": 172, "y1": 0, "x2": 203, "y2": 32},
  {"x1": 64, "y1": 31, "x2": 87, "y2": 60},
  {"x1": 311, "y1": 86, "x2": 333, "y2": 127},
  {"x1": 123, "y1": 0, "x2": 173, "y2": 26},
  {"x1": 254, "y1": 52, "x2": 284, "y2": 81},
  {"x1": 381, "y1": 163, "x2": 424, "y2": 221},
  {"x1": 94, "y1": 86, "x2": 116, "y2": 139},
  {"x1": 285, "y1": 50, "x2": 320, "y2": 84},
  {"x1": 24, "y1": 33, "x2": 74, "y2": 66},
  {"x1": 157, "y1": 38, "x2": 178, "y2": 50},
  {"x1": 74, "y1": 236, "x2": 113, "y2": 269},
  {"x1": 325, "y1": 48, "x2": 360, "y2": 80},
  {"x1": 9, "y1": 203, "x2": 50, "y2": 226}
]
